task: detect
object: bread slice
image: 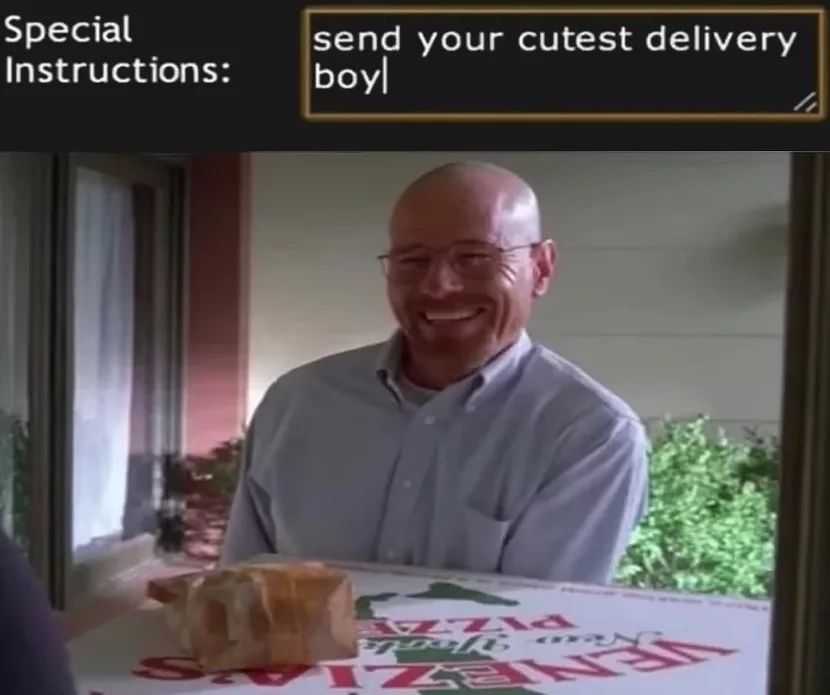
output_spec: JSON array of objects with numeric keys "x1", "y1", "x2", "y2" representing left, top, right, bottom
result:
[{"x1": 146, "y1": 561, "x2": 358, "y2": 671}]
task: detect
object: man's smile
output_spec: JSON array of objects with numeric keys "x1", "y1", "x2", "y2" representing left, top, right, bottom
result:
[{"x1": 421, "y1": 308, "x2": 486, "y2": 323}]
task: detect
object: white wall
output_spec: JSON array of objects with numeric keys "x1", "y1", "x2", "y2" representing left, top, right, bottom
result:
[{"x1": 248, "y1": 152, "x2": 790, "y2": 438}]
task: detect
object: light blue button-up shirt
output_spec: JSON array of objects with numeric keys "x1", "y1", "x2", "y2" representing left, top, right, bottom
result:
[{"x1": 220, "y1": 331, "x2": 649, "y2": 584}]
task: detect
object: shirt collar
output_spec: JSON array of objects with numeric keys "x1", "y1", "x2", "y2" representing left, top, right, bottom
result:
[
  {"x1": 375, "y1": 330, "x2": 534, "y2": 411},
  {"x1": 476, "y1": 330, "x2": 532, "y2": 386},
  {"x1": 375, "y1": 331, "x2": 406, "y2": 402}
]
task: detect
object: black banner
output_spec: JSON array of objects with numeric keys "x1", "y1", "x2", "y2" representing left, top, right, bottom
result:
[
  {"x1": 304, "y1": 8, "x2": 825, "y2": 122},
  {"x1": 0, "y1": 1, "x2": 829, "y2": 150}
]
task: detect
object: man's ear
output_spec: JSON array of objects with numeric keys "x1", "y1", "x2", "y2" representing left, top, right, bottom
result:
[{"x1": 532, "y1": 239, "x2": 557, "y2": 298}]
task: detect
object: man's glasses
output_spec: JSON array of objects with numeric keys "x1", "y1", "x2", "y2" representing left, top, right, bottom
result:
[{"x1": 377, "y1": 241, "x2": 540, "y2": 283}]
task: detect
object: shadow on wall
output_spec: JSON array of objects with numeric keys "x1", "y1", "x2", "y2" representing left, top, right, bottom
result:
[
  {"x1": 640, "y1": 201, "x2": 789, "y2": 315},
  {"x1": 714, "y1": 202, "x2": 789, "y2": 303}
]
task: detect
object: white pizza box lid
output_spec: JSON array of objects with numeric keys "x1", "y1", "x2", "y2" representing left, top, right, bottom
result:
[{"x1": 68, "y1": 554, "x2": 771, "y2": 694}]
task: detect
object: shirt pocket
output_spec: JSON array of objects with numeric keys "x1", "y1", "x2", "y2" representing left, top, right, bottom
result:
[{"x1": 451, "y1": 504, "x2": 512, "y2": 573}]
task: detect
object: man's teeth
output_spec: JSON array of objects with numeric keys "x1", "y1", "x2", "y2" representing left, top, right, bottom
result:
[{"x1": 425, "y1": 310, "x2": 478, "y2": 321}]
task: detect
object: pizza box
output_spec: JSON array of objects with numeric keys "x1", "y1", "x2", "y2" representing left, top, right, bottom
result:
[{"x1": 67, "y1": 555, "x2": 771, "y2": 694}]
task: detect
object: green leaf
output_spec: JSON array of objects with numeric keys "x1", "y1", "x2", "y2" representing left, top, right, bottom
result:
[{"x1": 615, "y1": 415, "x2": 777, "y2": 599}]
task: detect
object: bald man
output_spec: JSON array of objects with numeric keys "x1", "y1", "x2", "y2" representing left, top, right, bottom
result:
[{"x1": 221, "y1": 162, "x2": 649, "y2": 585}]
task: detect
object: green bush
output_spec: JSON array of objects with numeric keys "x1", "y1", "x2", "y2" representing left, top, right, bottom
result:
[
  {"x1": 615, "y1": 415, "x2": 778, "y2": 599},
  {"x1": 0, "y1": 410, "x2": 31, "y2": 553},
  {"x1": 186, "y1": 433, "x2": 245, "y2": 499}
]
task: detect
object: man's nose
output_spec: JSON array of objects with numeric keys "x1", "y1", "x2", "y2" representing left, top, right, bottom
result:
[{"x1": 418, "y1": 256, "x2": 464, "y2": 297}]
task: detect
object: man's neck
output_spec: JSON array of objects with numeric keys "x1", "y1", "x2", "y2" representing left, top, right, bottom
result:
[
  {"x1": 401, "y1": 357, "x2": 476, "y2": 390},
  {"x1": 400, "y1": 338, "x2": 517, "y2": 390}
]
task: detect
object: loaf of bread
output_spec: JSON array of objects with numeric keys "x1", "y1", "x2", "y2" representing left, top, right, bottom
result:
[{"x1": 146, "y1": 561, "x2": 358, "y2": 672}]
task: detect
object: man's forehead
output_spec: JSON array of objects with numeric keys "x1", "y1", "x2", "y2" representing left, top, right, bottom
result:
[
  {"x1": 388, "y1": 164, "x2": 540, "y2": 248},
  {"x1": 391, "y1": 213, "x2": 499, "y2": 239},
  {"x1": 389, "y1": 208, "x2": 529, "y2": 251},
  {"x1": 390, "y1": 197, "x2": 504, "y2": 244},
  {"x1": 389, "y1": 237, "x2": 495, "y2": 253}
]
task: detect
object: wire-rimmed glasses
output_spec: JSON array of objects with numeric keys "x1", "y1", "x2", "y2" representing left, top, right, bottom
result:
[{"x1": 377, "y1": 240, "x2": 539, "y2": 283}]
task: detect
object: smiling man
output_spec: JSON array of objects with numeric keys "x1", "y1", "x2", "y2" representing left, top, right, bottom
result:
[{"x1": 221, "y1": 161, "x2": 649, "y2": 584}]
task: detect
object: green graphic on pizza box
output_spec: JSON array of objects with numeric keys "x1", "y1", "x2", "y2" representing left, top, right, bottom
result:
[{"x1": 68, "y1": 558, "x2": 771, "y2": 694}]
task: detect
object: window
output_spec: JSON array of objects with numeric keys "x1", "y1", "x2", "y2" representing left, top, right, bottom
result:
[{"x1": 64, "y1": 154, "x2": 184, "y2": 606}]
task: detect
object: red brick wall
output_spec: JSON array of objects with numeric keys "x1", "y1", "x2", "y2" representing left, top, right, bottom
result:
[{"x1": 184, "y1": 154, "x2": 250, "y2": 457}]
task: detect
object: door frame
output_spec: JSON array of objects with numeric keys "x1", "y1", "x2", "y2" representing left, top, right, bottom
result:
[
  {"x1": 25, "y1": 151, "x2": 830, "y2": 690},
  {"x1": 767, "y1": 152, "x2": 830, "y2": 695}
]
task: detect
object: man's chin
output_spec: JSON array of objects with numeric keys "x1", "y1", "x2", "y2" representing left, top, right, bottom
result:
[{"x1": 408, "y1": 329, "x2": 492, "y2": 361}]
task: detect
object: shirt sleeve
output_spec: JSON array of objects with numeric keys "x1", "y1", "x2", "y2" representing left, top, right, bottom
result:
[
  {"x1": 499, "y1": 413, "x2": 649, "y2": 585},
  {"x1": 0, "y1": 530, "x2": 77, "y2": 695},
  {"x1": 219, "y1": 417, "x2": 277, "y2": 566}
]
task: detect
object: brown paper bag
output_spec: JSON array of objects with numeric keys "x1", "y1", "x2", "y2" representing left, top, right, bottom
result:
[{"x1": 146, "y1": 561, "x2": 358, "y2": 672}]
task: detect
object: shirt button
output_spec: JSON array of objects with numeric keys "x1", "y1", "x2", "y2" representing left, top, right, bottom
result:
[
  {"x1": 423, "y1": 415, "x2": 436, "y2": 425},
  {"x1": 402, "y1": 480, "x2": 412, "y2": 489}
]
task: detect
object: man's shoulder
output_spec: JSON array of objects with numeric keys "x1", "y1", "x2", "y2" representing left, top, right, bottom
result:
[
  {"x1": 256, "y1": 340, "x2": 386, "y2": 407},
  {"x1": 286, "y1": 340, "x2": 385, "y2": 380},
  {"x1": 524, "y1": 341, "x2": 643, "y2": 429}
]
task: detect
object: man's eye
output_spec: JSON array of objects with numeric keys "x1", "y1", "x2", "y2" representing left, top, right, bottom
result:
[
  {"x1": 458, "y1": 253, "x2": 491, "y2": 263},
  {"x1": 398, "y1": 257, "x2": 429, "y2": 266}
]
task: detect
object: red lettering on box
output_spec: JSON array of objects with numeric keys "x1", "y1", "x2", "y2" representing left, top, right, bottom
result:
[
  {"x1": 326, "y1": 665, "x2": 362, "y2": 688},
  {"x1": 652, "y1": 639, "x2": 739, "y2": 663},
  {"x1": 499, "y1": 617, "x2": 531, "y2": 631},
  {"x1": 520, "y1": 656, "x2": 621, "y2": 682},
  {"x1": 365, "y1": 664, "x2": 452, "y2": 689},
  {"x1": 393, "y1": 619, "x2": 450, "y2": 635},
  {"x1": 132, "y1": 656, "x2": 203, "y2": 681},
  {"x1": 244, "y1": 665, "x2": 311, "y2": 686},
  {"x1": 445, "y1": 661, "x2": 539, "y2": 688},
  {"x1": 446, "y1": 617, "x2": 501, "y2": 633},
  {"x1": 529, "y1": 614, "x2": 577, "y2": 630},
  {"x1": 587, "y1": 645, "x2": 689, "y2": 672}
]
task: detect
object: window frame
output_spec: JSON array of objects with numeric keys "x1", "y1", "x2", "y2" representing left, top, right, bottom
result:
[{"x1": 37, "y1": 153, "x2": 186, "y2": 609}]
